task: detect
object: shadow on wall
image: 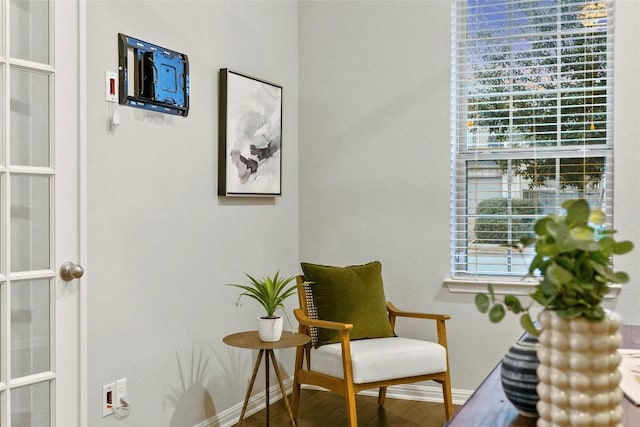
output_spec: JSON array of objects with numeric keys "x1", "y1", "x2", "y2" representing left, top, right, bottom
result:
[
  {"x1": 164, "y1": 343, "x2": 254, "y2": 426},
  {"x1": 164, "y1": 345, "x2": 216, "y2": 427}
]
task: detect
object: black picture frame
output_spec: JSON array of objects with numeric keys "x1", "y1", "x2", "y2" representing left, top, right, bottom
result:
[{"x1": 218, "y1": 69, "x2": 283, "y2": 196}]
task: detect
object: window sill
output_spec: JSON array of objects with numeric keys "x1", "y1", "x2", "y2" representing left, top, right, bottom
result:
[{"x1": 444, "y1": 277, "x2": 621, "y2": 300}]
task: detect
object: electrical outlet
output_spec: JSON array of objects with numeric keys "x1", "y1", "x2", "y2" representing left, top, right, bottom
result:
[
  {"x1": 115, "y1": 378, "x2": 127, "y2": 406},
  {"x1": 102, "y1": 383, "x2": 115, "y2": 417}
]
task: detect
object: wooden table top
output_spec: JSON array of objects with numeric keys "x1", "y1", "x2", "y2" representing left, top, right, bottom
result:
[
  {"x1": 446, "y1": 324, "x2": 640, "y2": 427},
  {"x1": 223, "y1": 330, "x2": 310, "y2": 350}
]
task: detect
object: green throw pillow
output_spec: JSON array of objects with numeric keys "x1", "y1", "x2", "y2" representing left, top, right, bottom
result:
[{"x1": 300, "y1": 261, "x2": 395, "y2": 347}]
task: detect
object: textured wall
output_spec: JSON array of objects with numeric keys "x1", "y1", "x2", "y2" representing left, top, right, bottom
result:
[{"x1": 86, "y1": 1, "x2": 299, "y2": 426}]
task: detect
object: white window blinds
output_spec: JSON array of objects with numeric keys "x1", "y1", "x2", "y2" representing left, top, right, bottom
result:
[{"x1": 451, "y1": 0, "x2": 614, "y2": 278}]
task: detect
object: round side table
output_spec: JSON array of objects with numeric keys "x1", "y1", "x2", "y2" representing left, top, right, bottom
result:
[{"x1": 223, "y1": 330, "x2": 310, "y2": 426}]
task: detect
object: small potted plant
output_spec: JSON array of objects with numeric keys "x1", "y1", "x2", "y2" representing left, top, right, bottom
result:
[
  {"x1": 475, "y1": 198, "x2": 634, "y2": 424},
  {"x1": 228, "y1": 271, "x2": 298, "y2": 342}
]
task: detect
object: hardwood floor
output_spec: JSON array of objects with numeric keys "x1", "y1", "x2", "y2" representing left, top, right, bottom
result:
[{"x1": 235, "y1": 389, "x2": 456, "y2": 426}]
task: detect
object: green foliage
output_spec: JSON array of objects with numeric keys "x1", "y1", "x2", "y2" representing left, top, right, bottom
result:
[
  {"x1": 496, "y1": 157, "x2": 606, "y2": 192},
  {"x1": 474, "y1": 198, "x2": 536, "y2": 244},
  {"x1": 475, "y1": 284, "x2": 538, "y2": 336},
  {"x1": 526, "y1": 199, "x2": 633, "y2": 320},
  {"x1": 475, "y1": 199, "x2": 634, "y2": 335},
  {"x1": 228, "y1": 271, "x2": 299, "y2": 318},
  {"x1": 468, "y1": 5, "x2": 609, "y2": 192}
]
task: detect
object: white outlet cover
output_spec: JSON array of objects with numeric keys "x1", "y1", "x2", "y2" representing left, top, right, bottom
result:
[{"x1": 116, "y1": 378, "x2": 127, "y2": 403}]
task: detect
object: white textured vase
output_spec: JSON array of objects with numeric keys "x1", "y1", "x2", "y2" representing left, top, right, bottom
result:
[
  {"x1": 536, "y1": 310, "x2": 623, "y2": 427},
  {"x1": 258, "y1": 316, "x2": 283, "y2": 342}
]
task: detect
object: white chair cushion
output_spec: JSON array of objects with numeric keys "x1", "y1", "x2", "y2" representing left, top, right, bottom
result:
[{"x1": 310, "y1": 337, "x2": 447, "y2": 384}]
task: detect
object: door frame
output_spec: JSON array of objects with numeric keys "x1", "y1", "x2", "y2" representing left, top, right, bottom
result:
[
  {"x1": 54, "y1": 0, "x2": 88, "y2": 424},
  {"x1": 78, "y1": 0, "x2": 88, "y2": 425}
]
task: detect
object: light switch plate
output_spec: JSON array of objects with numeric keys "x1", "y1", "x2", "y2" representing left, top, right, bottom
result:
[
  {"x1": 105, "y1": 71, "x2": 117, "y2": 103},
  {"x1": 102, "y1": 383, "x2": 115, "y2": 417}
]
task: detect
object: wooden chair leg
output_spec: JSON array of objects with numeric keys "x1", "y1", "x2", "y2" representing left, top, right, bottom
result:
[
  {"x1": 377, "y1": 386, "x2": 387, "y2": 406},
  {"x1": 290, "y1": 346, "x2": 305, "y2": 418},
  {"x1": 339, "y1": 332, "x2": 358, "y2": 427},
  {"x1": 344, "y1": 388, "x2": 358, "y2": 427},
  {"x1": 442, "y1": 376, "x2": 454, "y2": 421}
]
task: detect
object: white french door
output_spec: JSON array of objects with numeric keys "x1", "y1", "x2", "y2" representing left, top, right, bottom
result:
[{"x1": 0, "y1": 1, "x2": 83, "y2": 426}]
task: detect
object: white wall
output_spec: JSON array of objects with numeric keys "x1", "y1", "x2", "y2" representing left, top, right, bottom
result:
[
  {"x1": 82, "y1": 0, "x2": 640, "y2": 424},
  {"x1": 86, "y1": 1, "x2": 299, "y2": 426},
  {"x1": 298, "y1": 0, "x2": 640, "y2": 395},
  {"x1": 611, "y1": 0, "x2": 640, "y2": 326}
]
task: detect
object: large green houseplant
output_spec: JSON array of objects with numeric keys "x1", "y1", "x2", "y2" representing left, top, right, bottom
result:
[
  {"x1": 228, "y1": 271, "x2": 298, "y2": 341},
  {"x1": 475, "y1": 199, "x2": 634, "y2": 422},
  {"x1": 475, "y1": 198, "x2": 633, "y2": 336}
]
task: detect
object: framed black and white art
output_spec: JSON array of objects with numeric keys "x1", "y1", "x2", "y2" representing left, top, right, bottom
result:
[{"x1": 218, "y1": 69, "x2": 283, "y2": 196}]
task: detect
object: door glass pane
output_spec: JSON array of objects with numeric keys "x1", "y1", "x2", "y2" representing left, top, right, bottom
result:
[
  {"x1": 11, "y1": 381, "x2": 51, "y2": 426},
  {"x1": 11, "y1": 175, "x2": 50, "y2": 272},
  {"x1": 11, "y1": 279, "x2": 50, "y2": 378},
  {"x1": 10, "y1": 68, "x2": 50, "y2": 167},
  {"x1": 9, "y1": 0, "x2": 50, "y2": 64}
]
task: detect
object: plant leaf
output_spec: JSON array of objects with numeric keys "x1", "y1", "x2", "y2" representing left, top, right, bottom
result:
[
  {"x1": 565, "y1": 198, "x2": 590, "y2": 226},
  {"x1": 612, "y1": 271, "x2": 630, "y2": 284},
  {"x1": 589, "y1": 209, "x2": 606, "y2": 225},
  {"x1": 539, "y1": 276, "x2": 557, "y2": 297},
  {"x1": 614, "y1": 240, "x2": 634, "y2": 255},
  {"x1": 520, "y1": 313, "x2": 539, "y2": 337},
  {"x1": 534, "y1": 217, "x2": 553, "y2": 237},
  {"x1": 475, "y1": 293, "x2": 490, "y2": 313},
  {"x1": 527, "y1": 253, "x2": 544, "y2": 276},
  {"x1": 504, "y1": 295, "x2": 522, "y2": 313},
  {"x1": 549, "y1": 222, "x2": 574, "y2": 252},
  {"x1": 520, "y1": 236, "x2": 537, "y2": 247},
  {"x1": 598, "y1": 236, "x2": 615, "y2": 255},
  {"x1": 558, "y1": 306, "x2": 583, "y2": 318},
  {"x1": 547, "y1": 262, "x2": 574, "y2": 286},
  {"x1": 535, "y1": 240, "x2": 558, "y2": 257},
  {"x1": 489, "y1": 304, "x2": 506, "y2": 323},
  {"x1": 570, "y1": 226, "x2": 595, "y2": 241}
]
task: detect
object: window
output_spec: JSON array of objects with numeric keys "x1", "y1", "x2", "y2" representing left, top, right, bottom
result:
[{"x1": 451, "y1": 0, "x2": 614, "y2": 280}]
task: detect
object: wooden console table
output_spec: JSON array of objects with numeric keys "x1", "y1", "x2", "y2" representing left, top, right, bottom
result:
[{"x1": 446, "y1": 324, "x2": 640, "y2": 427}]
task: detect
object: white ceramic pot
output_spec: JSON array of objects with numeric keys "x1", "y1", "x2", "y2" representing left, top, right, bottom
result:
[
  {"x1": 258, "y1": 316, "x2": 283, "y2": 342},
  {"x1": 536, "y1": 309, "x2": 623, "y2": 427}
]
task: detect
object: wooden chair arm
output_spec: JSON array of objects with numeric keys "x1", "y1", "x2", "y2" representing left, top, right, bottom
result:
[
  {"x1": 385, "y1": 302, "x2": 450, "y2": 349},
  {"x1": 386, "y1": 301, "x2": 451, "y2": 321},
  {"x1": 294, "y1": 308, "x2": 353, "y2": 331}
]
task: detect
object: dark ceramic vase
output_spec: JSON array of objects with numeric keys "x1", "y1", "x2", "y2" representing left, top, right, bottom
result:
[{"x1": 500, "y1": 333, "x2": 539, "y2": 418}]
